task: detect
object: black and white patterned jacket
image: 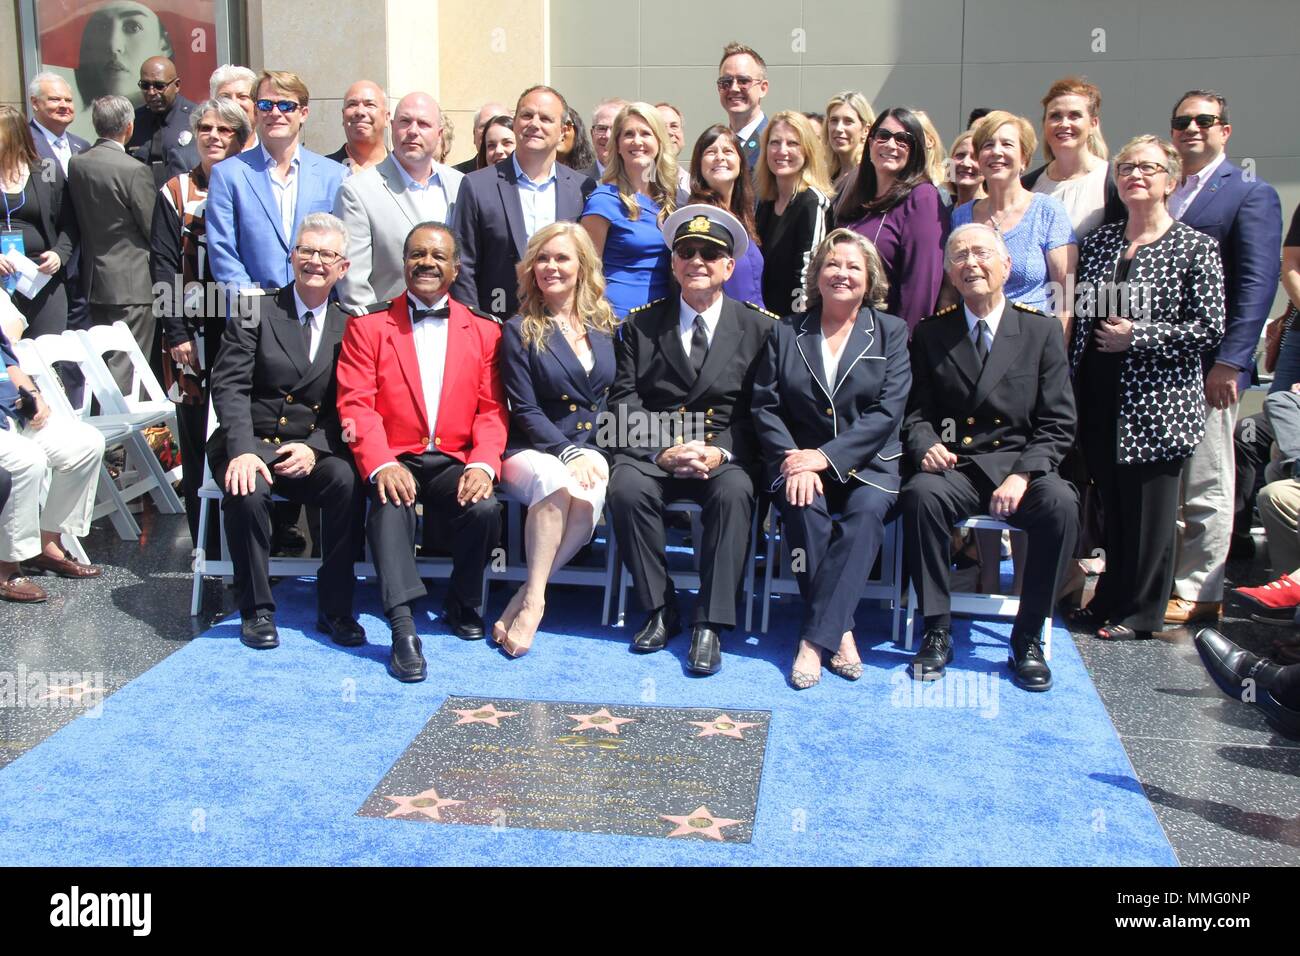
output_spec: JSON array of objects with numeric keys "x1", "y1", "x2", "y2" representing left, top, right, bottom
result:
[{"x1": 1069, "y1": 219, "x2": 1226, "y2": 464}]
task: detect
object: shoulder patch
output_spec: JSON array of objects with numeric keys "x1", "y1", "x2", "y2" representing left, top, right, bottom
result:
[
  {"x1": 468, "y1": 305, "x2": 503, "y2": 325},
  {"x1": 744, "y1": 302, "x2": 781, "y2": 320},
  {"x1": 361, "y1": 300, "x2": 392, "y2": 315},
  {"x1": 1011, "y1": 302, "x2": 1048, "y2": 317},
  {"x1": 922, "y1": 303, "x2": 960, "y2": 321},
  {"x1": 627, "y1": 298, "x2": 667, "y2": 315}
]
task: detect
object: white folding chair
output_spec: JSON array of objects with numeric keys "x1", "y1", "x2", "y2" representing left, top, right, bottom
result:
[
  {"x1": 33, "y1": 326, "x2": 184, "y2": 516},
  {"x1": 903, "y1": 515, "x2": 1052, "y2": 660}
]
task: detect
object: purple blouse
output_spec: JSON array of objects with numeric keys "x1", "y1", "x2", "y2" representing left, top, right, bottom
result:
[
  {"x1": 847, "y1": 181, "x2": 949, "y2": 331},
  {"x1": 724, "y1": 238, "x2": 766, "y2": 309}
]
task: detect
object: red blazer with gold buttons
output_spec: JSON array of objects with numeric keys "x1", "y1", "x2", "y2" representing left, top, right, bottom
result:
[{"x1": 335, "y1": 294, "x2": 508, "y2": 479}]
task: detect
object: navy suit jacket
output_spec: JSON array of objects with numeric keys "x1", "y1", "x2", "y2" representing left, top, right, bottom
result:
[
  {"x1": 500, "y1": 316, "x2": 615, "y2": 458},
  {"x1": 29, "y1": 120, "x2": 91, "y2": 327},
  {"x1": 752, "y1": 307, "x2": 911, "y2": 494},
  {"x1": 206, "y1": 145, "x2": 347, "y2": 290},
  {"x1": 449, "y1": 158, "x2": 595, "y2": 317},
  {"x1": 740, "y1": 115, "x2": 769, "y2": 170},
  {"x1": 1179, "y1": 158, "x2": 1283, "y2": 390}
]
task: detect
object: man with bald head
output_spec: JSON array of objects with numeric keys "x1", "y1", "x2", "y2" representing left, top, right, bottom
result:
[
  {"x1": 325, "y1": 80, "x2": 389, "y2": 173},
  {"x1": 333, "y1": 92, "x2": 465, "y2": 314},
  {"x1": 452, "y1": 101, "x2": 511, "y2": 174},
  {"x1": 127, "y1": 55, "x2": 198, "y2": 187}
]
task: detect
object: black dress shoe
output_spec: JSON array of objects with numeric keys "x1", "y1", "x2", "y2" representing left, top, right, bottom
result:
[
  {"x1": 1195, "y1": 628, "x2": 1300, "y2": 738},
  {"x1": 444, "y1": 598, "x2": 485, "y2": 640},
  {"x1": 1009, "y1": 630, "x2": 1053, "y2": 692},
  {"x1": 687, "y1": 625, "x2": 722, "y2": 675},
  {"x1": 388, "y1": 632, "x2": 427, "y2": 683},
  {"x1": 910, "y1": 626, "x2": 952, "y2": 681},
  {"x1": 318, "y1": 614, "x2": 366, "y2": 647},
  {"x1": 631, "y1": 605, "x2": 681, "y2": 652},
  {"x1": 240, "y1": 613, "x2": 279, "y2": 649}
]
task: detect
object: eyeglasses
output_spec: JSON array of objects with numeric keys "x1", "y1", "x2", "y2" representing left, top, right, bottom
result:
[
  {"x1": 716, "y1": 75, "x2": 757, "y2": 91},
  {"x1": 947, "y1": 247, "x2": 998, "y2": 265},
  {"x1": 294, "y1": 246, "x2": 343, "y2": 265},
  {"x1": 196, "y1": 123, "x2": 237, "y2": 136},
  {"x1": 871, "y1": 129, "x2": 915, "y2": 149},
  {"x1": 1171, "y1": 113, "x2": 1222, "y2": 131},
  {"x1": 591, "y1": 124, "x2": 612, "y2": 135},
  {"x1": 138, "y1": 79, "x2": 177, "y2": 92},
  {"x1": 256, "y1": 99, "x2": 301, "y2": 114},
  {"x1": 674, "y1": 243, "x2": 728, "y2": 262},
  {"x1": 1116, "y1": 161, "x2": 1170, "y2": 178}
]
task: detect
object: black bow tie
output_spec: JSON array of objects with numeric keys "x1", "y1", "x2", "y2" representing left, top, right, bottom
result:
[{"x1": 412, "y1": 306, "x2": 450, "y2": 321}]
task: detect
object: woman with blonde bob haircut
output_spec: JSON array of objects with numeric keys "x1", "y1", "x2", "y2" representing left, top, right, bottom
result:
[
  {"x1": 1022, "y1": 75, "x2": 1125, "y2": 238},
  {"x1": 755, "y1": 110, "x2": 833, "y2": 316},
  {"x1": 495, "y1": 222, "x2": 619, "y2": 656},
  {"x1": 581, "y1": 102, "x2": 679, "y2": 317},
  {"x1": 752, "y1": 228, "x2": 911, "y2": 688}
]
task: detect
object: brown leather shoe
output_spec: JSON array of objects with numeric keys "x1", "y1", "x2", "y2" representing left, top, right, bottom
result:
[
  {"x1": 0, "y1": 573, "x2": 47, "y2": 602},
  {"x1": 1164, "y1": 598, "x2": 1221, "y2": 625},
  {"x1": 23, "y1": 550, "x2": 102, "y2": 579}
]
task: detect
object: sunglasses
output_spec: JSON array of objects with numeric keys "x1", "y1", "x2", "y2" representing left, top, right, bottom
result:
[
  {"x1": 716, "y1": 75, "x2": 757, "y2": 91},
  {"x1": 871, "y1": 128, "x2": 915, "y2": 149},
  {"x1": 196, "y1": 123, "x2": 237, "y2": 136},
  {"x1": 256, "y1": 99, "x2": 301, "y2": 114},
  {"x1": 947, "y1": 247, "x2": 998, "y2": 265},
  {"x1": 1116, "y1": 161, "x2": 1170, "y2": 178},
  {"x1": 1171, "y1": 113, "x2": 1222, "y2": 131},
  {"x1": 138, "y1": 79, "x2": 177, "y2": 92},
  {"x1": 674, "y1": 243, "x2": 728, "y2": 262}
]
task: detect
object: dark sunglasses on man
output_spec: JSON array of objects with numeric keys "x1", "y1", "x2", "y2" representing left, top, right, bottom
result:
[
  {"x1": 1171, "y1": 113, "x2": 1223, "y2": 131},
  {"x1": 674, "y1": 243, "x2": 728, "y2": 262},
  {"x1": 255, "y1": 99, "x2": 301, "y2": 114},
  {"x1": 138, "y1": 79, "x2": 178, "y2": 92}
]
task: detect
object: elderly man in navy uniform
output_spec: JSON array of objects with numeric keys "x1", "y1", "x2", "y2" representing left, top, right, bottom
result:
[
  {"x1": 607, "y1": 204, "x2": 776, "y2": 674},
  {"x1": 900, "y1": 222, "x2": 1078, "y2": 692},
  {"x1": 208, "y1": 212, "x2": 366, "y2": 650}
]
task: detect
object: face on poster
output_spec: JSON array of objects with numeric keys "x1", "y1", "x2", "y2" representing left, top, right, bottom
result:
[{"x1": 32, "y1": 1, "x2": 218, "y2": 141}]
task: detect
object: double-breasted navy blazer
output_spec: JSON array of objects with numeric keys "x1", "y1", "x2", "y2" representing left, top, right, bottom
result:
[
  {"x1": 500, "y1": 316, "x2": 615, "y2": 459},
  {"x1": 752, "y1": 306, "x2": 911, "y2": 494}
]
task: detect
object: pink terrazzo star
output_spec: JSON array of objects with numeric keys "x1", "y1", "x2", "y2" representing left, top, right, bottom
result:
[
  {"x1": 660, "y1": 805, "x2": 744, "y2": 841},
  {"x1": 687, "y1": 714, "x2": 760, "y2": 739},
  {"x1": 565, "y1": 706, "x2": 637, "y2": 734},
  {"x1": 452, "y1": 702, "x2": 520, "y2": 727},
  {"x1": 383, "y1": 787, "x2": 465, "y2": 821}
]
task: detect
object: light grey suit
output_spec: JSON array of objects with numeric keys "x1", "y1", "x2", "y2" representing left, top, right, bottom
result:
[{"x1": 332, "y1": 154, "x2": 464, "y2": 315}]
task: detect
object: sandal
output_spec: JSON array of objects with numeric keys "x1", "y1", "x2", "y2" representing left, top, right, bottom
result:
[
  {"x1": 827, "y1": 654, "x2": 863, "y2": 681},
  {"x1": 1068, "y1": 606, "x2": 1105, "y2": 630},
  {"x1": 1095, "y1": 623, "x2": 1152, "y2": 641},
  {"x1": 790, "y1": 643, "x2": 823, "y2": 689}
]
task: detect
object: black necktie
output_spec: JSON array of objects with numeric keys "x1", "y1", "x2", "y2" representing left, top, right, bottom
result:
[
  {"x1": 689, "y1": 315, "x2": 709, "y2": 375},
  {"x1": 412, "y1": 307, "x2": 451, "y2": 321},
  {"x1": 299, "y1": 311, "x2": 313, "y2": 359},
  {"x1": 974, "y1": 319, "x2": 990, "y2": 366}
]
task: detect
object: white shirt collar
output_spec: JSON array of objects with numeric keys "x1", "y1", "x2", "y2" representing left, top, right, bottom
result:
[
  {"x1": 292, "y1": 288, "x2": 327, "y2": 326},
  {"x1": 736, "y1": 111, "x2": 766, "y2": 143},
  {"x1": 408, "y1": 292, "x2": 450, "y2": 315},
  {"x1": 678, "y1": 293, "x2": 726, "y2": 336},
  {"x1": 261, "y1": 142, "x2": 301, "y2": 171},
  {"x1": 31, "y1": 119, "x2": 66, "y2": 147},
  {"x1": 964, "y1": 295, "x2": 1006, "y2": 338},
  {"x1": 395, "y1": 156, "x2": 441, "y2": 190},
  {"x1": 513, "y1": 153, "x2": 557, "y2": 186},
  {"x1": 1182, "y1": 149, "x2": 1226, "y2": 189}
]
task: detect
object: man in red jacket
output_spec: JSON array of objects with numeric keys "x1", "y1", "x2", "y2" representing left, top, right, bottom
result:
[{"x1": 336, "y1": 221, "x2": 507, "y2": 682}]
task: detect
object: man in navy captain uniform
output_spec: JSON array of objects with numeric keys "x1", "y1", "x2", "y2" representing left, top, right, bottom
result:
[
  {"x1": 208, "y1": 212, "x2": 366, "y2": 650},
  {"x1": 607, "y1": 205, "x2": 775, "y2": 674},
  {"x1": 900, "y1": 222, "x2": 1078, "y2": 692}
]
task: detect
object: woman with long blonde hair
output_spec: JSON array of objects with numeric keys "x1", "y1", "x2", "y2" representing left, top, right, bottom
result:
[
  {"x1": 580, "y1": 102, "x2": 679, "y2": 317},
  {"x1": 823, "y1": 91, "x2": 875, "y2": 188},
  {"x1": 494, "y1": 222, "x2": 619, "y2": 656},
  {"x1": 755, "y1": 110, "x2": 833, "y2": 316}
]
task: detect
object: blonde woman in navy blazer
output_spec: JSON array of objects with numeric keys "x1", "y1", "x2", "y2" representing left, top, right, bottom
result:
[
  {"x1": 752, "y1": 229, "x2": 911, "y2": 688},
  {"x1": 495, "y1": 221, "x2": 618, "y2": 656}
]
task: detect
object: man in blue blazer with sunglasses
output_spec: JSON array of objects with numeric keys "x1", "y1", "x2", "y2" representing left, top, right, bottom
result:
[{"x1": 207, "y1": 70, "x2": 346, "y2": 293}]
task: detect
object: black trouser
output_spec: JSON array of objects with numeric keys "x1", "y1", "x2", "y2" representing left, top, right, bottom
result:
[
  {"x1": 366, "y1": 451, "x2": 499, "y2": 615},
  {"x1": 175, "y1": 399, "x2": 209, "y2": 544},
  {"x1": 1087, "y1": 452, "x2": 1185, "y2": 631},
  {"x1": 607, "y1": 462, "x2": 754, "y2": 628},
  {"x1": 1233, "y1": 411, "x2": 1274, "y2": 540},
  {"x1": 217, "y1": 454, "x2": 364, "y2": 619},
  {"x1": 777, "y1": 480, "x2": 893, "y2": 650},
  {"x1": 900, "y1": 464, "x2": 1077, "y2": 633}
]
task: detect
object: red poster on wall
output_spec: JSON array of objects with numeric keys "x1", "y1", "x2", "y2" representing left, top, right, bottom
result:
[{"x1": 34, "y1": 0, "x2": 218, "y2": 141}]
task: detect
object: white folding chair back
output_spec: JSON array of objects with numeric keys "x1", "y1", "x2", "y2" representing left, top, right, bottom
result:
[{"x1": 77, "y1": 322, "x2": 173, "y2": 417}]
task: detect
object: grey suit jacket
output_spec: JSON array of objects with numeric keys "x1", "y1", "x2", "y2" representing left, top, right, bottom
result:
[
  {"x1": 66, "y1": 139, "x2": 156, "y2": 305},
  {"x1": 332, "y1": 154, "x2": 465, "y2": 315}
]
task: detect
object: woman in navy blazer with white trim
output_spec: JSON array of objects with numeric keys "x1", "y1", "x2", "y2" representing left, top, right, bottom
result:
[
  {"x1": 495, "y1": 222, "x2": 617, "y2": 656},
  {"x1": 752, "y1": 229, "x2": 911, "y2": 688}
]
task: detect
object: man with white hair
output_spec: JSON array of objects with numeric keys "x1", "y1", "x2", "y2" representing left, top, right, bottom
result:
[
  {"x1": 333, "y1": 92, "x2": 464, "y2": 314},
  {"x1": 900, "y1": 221, "x2": 1078, "y2": 692},
  {"x1": 585, "y1": 97, "x2": 626, "y2": 180},
  {"x1": 207, "y1": 212, "x2": 366, "y2": 650},
  {"x1": 209, "y1": 64, "x2": 258, "y2": 147}
]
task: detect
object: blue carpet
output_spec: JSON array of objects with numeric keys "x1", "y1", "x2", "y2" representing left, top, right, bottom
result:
[{"x1": 0, "y1": 578, "x2": 1175, "y2": 866}]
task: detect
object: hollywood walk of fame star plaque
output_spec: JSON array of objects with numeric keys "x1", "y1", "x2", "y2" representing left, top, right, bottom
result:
[{"x1": 356, "y1": 696, "x2": 770, "y2": 842}]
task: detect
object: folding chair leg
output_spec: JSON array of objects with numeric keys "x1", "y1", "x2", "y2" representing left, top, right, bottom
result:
[
  {"x1": 600, "y1": 524, "x2": 616, "y2": 627},
  {"x1": 1042, "y1": 617, "x2": 1052, "y2": 661},
  {"x1": 97, "y1": 463, "x2": 141, "y2": 539},
  {"x1": 616, "y1": 565, "x2": 628, "y2": 628},
  {"x1": 760, "y1": 510, "x2": 777, "y2": 635},
  {"x1": 905, "y1": 582, "x2": 917, "y2": 651},
  {"x1": 743, "y1": 509, "x2": 757, "y2": 632},
  {"x1": 61, "y1": 534, "x2": 88, "y2": 565},
  {"x1": 191, "y1": 497, "x2": 211, "y2": 617},
  {"x1": 890, "y1": 523, "x2": 903, "y2": 645},
  {"x1": 128, "y1": 431, "x2": 184, "y2": 514}
]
